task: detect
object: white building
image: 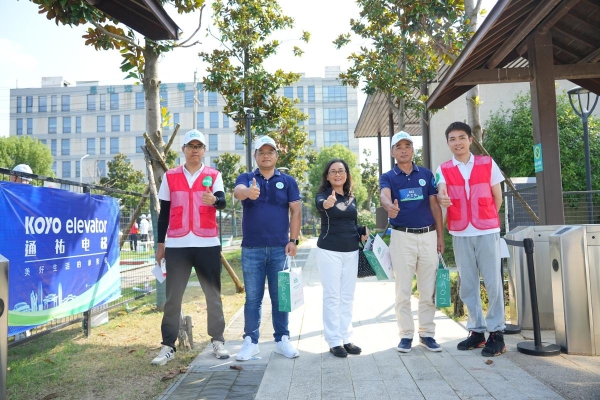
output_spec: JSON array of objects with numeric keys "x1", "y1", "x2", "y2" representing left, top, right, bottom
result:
[{"x1": 9, "y1": 67, "x2": 358, "y2": 182}]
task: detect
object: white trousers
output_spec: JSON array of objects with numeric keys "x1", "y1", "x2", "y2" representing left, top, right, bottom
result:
[
  {"x1": 389, "y1": 230, "x2": 438, "y2": 339},
  {"x1": 317, "y1": 248, "x2": 358, "y2": 348}
]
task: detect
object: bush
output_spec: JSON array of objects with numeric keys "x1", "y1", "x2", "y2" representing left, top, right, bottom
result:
[{"x1": 357, "y1": 210, "x2": 376, "y2": 230}]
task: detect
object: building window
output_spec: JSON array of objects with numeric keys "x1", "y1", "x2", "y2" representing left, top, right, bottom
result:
[
  {"x1": 26, "y1": 96, "x2": 33, "y2": 113},
  {"x1": 308, "y1": 86, "x2": 315, "y2": 102},
  {"x1": 16, "y1": 119, "x2": 23, "y2": 135},
  {"x1": 61, "y1": 139, "x2": 70, "y2": 155},
  {"x1": 111, "y1": 115, "x2": 120, "y2": 132},
  {"x1": 63, "y1": 117, "x2": 71, "y2": 133},
  {"x1": 87, "y1": 138, "x2": 95, "y2": 155},
  {"x1": 136, "y1": 137, "x2": 144, "y2": 153},
  {"x1": 110, "y1": 137, "x2": 119, "y2": 154},
  {"x1": 62, "y1": 161, "x2": 71, "y2": 178},
  {"x1": 208, "y1": 91, "x2": 217, "y2": 106},
  {"x1": 323, "y1": 86, "x2": 347, "y2": 102},
  {"x1": 99, "y1": 94, "x2": 106, "y2": 110},
  {"x1": 284, "y1": 87, "x2": 293, "y2": 100},
  {"x1": 39, "y1": 96, "x2": 47, "y2": 112},
  {"x1": 210, "y1": 112, "x2": 219, "y2": 128},
  {"x1": 235, "y1": 134, "x2": 244, "y2": 150},
  {"x1": 185, "y1": 90, "x2": 194, "y2": 107},
  {"x1": 297, "y1": 86, "x2": 304, "y2": 102},
  {"x1": 50, "y1": 139, "x2": 57, "y2": 156},
  {"x1": 323, "y1": 108, "x2": 348, "y2": 124},
  {"x1": 110, "y1": 93, "x2": 119, "y2": 110},
  {"x1": 309, "y1": 130, "x2": 317, "y2": 147},
  {"x1": 76, "y1": 116, "x2": 81, "y2": 133},
  {"x1": 61, "y1": 95, "x2": 70, "y2": 112},
  {"x1": 135, "y1": 92, "x2": 144, "y2": 109},
  {"x1": 298, "y1": 108, "x2": 304, "y2": 126},
  {"x1": 50, "y1": 95, "x2": 57, "y2": 112},
  {"x1": 223, "y1": 114, "x2": 229, "y2": 128},
  {"x1": 98, "y1": 160, "x2": 107, "y2": 178},
  {"x1": 209, "y1": 134, "x2": 218, "y2": 151},
  {"x1": 87, "y1": 94, "x2": 96, "y2": 111},
  {"x1": 16, "y1": 97, "x2": 22, "y2": 113},
  {"x1": 27, "y1": 118, "x2": 33, "y2": 135},
  {"x1": 197, "y1": 83, "x2": 204, "y2": 106},
  {"x1": 174, "y1": 113, "x2": 180, "y2": 127},
  {"x1": 76, "y1": 161, "x2": 81, "y2": 178},
  {"x1": 97, "y1": 116, "x2": 106, "y2": 132},
  {"x1": 100, "y1": 137, "x2": 106, "y2": 154},
  {"x1": 51, "y1": 161, "x2": 56, "y2": 175},
  {"x1": 160, "y1": 89, "x2": 168, "y2": 107},
  {"x1": 324, "y1": 130, "x2": 348, "y2": 147},
  {"x1": 124, "y1": 115, "x2": 130, "y2": 131},
  {"x1": 48, "y1": 117, "x2": 57, "y2": 134},
  {"x1": 308, "y1": 108, "x2": 316, "y2": 125},
  {"x1": 196, "y1": 112, "x2": 204, "y2": 129}
]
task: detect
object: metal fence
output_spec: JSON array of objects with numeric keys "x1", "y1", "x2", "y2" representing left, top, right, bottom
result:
[{"x1": 1, "y1": 168, "x2": 153, "y2": 347}]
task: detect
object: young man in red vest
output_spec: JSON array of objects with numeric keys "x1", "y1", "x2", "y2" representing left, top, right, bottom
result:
[
  {"x1": 151, "y1": 129, "x2": 230, "y2": 365},
  {"x1": 436, "y1": 122, "x2": 506, "y2": 357}
]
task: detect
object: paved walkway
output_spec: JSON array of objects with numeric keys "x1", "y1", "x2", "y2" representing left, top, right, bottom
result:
[{"x1": 159, "y1": 238, "x2": 600, "y2": 400}]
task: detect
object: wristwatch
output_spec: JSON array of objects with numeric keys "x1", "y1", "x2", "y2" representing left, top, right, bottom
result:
[{"x1": 289, "y1": 239, "x2": 299, "y2": 245}]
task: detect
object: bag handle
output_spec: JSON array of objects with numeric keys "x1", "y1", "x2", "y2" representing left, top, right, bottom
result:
[
  {"x1": 438, "y1": 253, "x2": 447, "y2": 270},
  {"x1": 283, "y1": 255, "x2": 297, "y2": 271}
]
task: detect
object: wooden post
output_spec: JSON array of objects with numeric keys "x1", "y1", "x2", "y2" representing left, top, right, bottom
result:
[{"x1": 221, "y1": 253, "x2": 244, "y2": 293}]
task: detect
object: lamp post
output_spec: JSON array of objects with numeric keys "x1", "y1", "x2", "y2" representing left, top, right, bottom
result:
[
  {"x1": 568, "y1": 87, "x2": 599, "y2": 224},
  {"x1": 229, "y1": 108, "x2": 268, "y2": 172},
  {"x1": 79, "y1": 154, "x2": 89, "y2": 184}
]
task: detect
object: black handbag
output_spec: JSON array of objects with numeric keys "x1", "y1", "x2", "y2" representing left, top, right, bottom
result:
[{"x1": 357, "y1": 242, "x2": 376, "y2": 278}]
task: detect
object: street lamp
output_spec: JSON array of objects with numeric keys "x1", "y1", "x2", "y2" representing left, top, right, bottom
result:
[
  {"x1": 229, "y1": 108, "x2": 268, "y2": 172},
  {"x1": 79, "y1": 154, "x2": 89, "y2": 184},
  {"x1": 568, "y1": 86, "x2": 599, "y2": 224}
]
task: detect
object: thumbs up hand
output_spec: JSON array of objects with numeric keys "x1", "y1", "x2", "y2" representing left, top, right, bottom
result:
[
  {"x1": 437, "y1": 185, "x2": 452, "y2": 208},
  {"x1": 387, "y1": 199, "x2": 400, "y2": 218},
  {"x1": 323, "y1": 190, "x2": 337, "y2": 210},
  {"x1": 202, "y1": 186, "x2": 217, "y2": 205},
  {"x1": 248, "y1": 177, "x2": 260, "y2": 200}
]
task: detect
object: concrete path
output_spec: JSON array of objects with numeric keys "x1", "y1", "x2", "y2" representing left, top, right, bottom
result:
[{"x1": 159, "y1": 238, "x2": 600, "y2": 400}]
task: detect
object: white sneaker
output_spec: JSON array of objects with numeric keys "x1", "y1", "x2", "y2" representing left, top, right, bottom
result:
[
  {"x1": 236, "y1": 336, "x2": 260, "y2": 361},
  {"x1": 212, "y1": 340, "x2": 230, "y2": 359},
  {"x1": 274, "y1": 335, "x2": 299, "y2": 359},
  {"x1": 151, "y1": 345, "x2": 175, "y2": 366}
]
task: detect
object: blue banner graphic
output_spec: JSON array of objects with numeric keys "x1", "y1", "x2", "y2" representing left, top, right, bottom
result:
[{"x1": 0, "y1": 183, "x2": 121, "y2": 336}]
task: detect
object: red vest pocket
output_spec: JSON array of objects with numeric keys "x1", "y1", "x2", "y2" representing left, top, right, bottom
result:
[
  {"x1": 447, "y1": 199, "x2": 461, "y2": 221},
  {"x1": 477, "y1": 197, "x2": 497, "y2": 219},
  {"x1": 170, "y1": 206, "x2": 184, "y2": 229}
]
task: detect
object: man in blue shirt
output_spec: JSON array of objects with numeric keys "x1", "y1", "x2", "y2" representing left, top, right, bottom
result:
[
  {"x1": 233, "y1": 136, "x2": 302, "y2": 361},
  {"x1": 380, "y1": 131, "x2": 444, "y2": 353}
]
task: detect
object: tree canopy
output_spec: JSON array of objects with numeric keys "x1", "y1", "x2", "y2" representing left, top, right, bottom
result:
[
  {"x1": 484, "y1": 92, "x2": 600, "y2": 192},
  {"x1": 0, "y1": 136, "x2": 54, "y2": 178},
  {"x1": 99, "y1": 153, "x2": 147, "y2": 208}
]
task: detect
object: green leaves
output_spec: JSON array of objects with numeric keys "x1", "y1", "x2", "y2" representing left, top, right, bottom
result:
[{"x1": 0, "y1": 136, "x2": 54, "y2": 179}]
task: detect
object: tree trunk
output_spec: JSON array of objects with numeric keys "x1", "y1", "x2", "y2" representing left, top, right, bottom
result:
[{"x1": 465, "y1": 0, "x2": 483, "y2": 153}]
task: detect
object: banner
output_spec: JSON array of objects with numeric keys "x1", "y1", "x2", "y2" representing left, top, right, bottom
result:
[{"x1": 0, "y1": 183, "x2": 121, "y2": 336}]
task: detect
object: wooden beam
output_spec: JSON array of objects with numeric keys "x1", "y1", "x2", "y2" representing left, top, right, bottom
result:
[
  {"x1": 538, "y1": 0, "x2": 581, "y2": 34},
  {"x1": 456, "y1": 63, "x2": 600, "y2": 86},
  {"x1": 487, "y1": 0, "x2": 563, "y2": 69},
  {"x1": 555, "y1": 63, "x2": 600, "y2": 79},
  {"x1": 580, "y1": 48, "x2": 600, "y2": 63}
]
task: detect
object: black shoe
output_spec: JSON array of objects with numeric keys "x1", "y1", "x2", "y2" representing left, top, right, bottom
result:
[
  {"x1": 330, "y1": 346, "x2": 348, "y2": 358},
  {"x1": 481, "y1": 331, "x2": 506, "y2": 357},
  {"x1": 343, "y1": 343, "x2": 362, "y2": 355},
  {"x1": 457, "y1": 331, "x2": 486, "y2": 351}
]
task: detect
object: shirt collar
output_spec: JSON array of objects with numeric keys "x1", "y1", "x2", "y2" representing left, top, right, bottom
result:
[
  {"x1": 452, "y1": 153, "x2": 474, "y2": 166},
  {"x1": 183, "y1": 163, "x2": 204, "y2": 177},
  {"x1": 393, "y1": 162, "x2": 419, "y2": 176},
  {"x1": 254, "y1": 168, "x2": 281, "y2": 178}
]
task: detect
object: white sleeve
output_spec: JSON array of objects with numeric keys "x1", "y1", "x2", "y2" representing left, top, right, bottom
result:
[
  {"x1": 435, "y1": 166, "x2": 446, "y2": 185},
  {"x1": 490, "y1": 159, "x2": 504, "y2": 186},
  {"x1": 158, "y1": 173, "x2": 170, "y2": 201},
  {"x1": 213, "y1": 172, "x2": 225, "y2": 193}
]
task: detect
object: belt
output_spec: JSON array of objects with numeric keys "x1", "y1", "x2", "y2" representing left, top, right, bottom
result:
[{"x1": 391, "y1": 224, "x2": 436, "y2": 234}]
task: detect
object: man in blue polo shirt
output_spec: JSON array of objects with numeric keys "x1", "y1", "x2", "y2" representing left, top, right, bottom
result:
[
  {"x1": 380, "y1": 131, "x2": 444, "y2": 353},
  {"x1": 233, "y1": 135, "x2": 302, "y2": 361}
]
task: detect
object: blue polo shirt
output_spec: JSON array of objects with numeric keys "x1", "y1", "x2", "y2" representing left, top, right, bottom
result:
[
  {"x1": 379, "y1": 163, "x2": 437, "y2": 228},
  {"x1": 235, "y1": 169, "x2": 301, "y2": 247}
]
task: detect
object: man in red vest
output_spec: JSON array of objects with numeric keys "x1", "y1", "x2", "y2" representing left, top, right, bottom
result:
[
  {"x1": 151, "y1": 129, "x2": 230, "y2": 366},
  {"x1": 436, "y1": 122, "x2": 506, "y2": 357}
]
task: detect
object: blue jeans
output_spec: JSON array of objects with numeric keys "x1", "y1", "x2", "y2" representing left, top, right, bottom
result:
[{"x1": 241, "y1": 246, "x2": 289, "y2": 343}]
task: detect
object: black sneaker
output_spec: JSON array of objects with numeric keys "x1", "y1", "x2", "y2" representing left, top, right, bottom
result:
[
  {"x1": 481, "y1": 331, "x2": 506, "y2": 357},
  {"x1": 330, "y1": 346, "x2": 348, "y2": 358},
  {"x1": 343, "y1": 343, "x2": 362, "y2": 355},
  {"x1": 457, "y1": 331, "x2": 486, "y2": 351}
]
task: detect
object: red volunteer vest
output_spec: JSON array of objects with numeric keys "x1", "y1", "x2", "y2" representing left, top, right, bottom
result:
[
  {"x1": 440, "y1": 155, "x2": 500, "y2": 231},
  {"x1": 165, "y1": 166, "x2": 219, "y2": 238}
]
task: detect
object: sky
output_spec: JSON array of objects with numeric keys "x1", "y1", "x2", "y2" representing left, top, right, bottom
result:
[{"x1": 0, "y1": 0, "x2": 497, "y2": 167}]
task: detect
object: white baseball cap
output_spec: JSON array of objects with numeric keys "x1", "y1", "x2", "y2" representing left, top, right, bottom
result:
[
  {"x1": 183, "y1": 129, "x2": 206, "y2": 145},
  {"x1": 254, "y1": 136, "x2": 277, "y2": 151},
  {"x1": 391, "y1": 131, "x2": 413, "y2": 148},
  {"x1": 12, "y1": 164, "x2": 33, "y2": 181},
  {"x1": 140, "y1": 214, "x2": 147, "y2": 219}
]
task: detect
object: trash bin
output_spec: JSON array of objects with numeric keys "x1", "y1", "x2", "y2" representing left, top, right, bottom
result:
[
  {"x1": 505, "y1": 225, "x2": 561, "y2": 330},
  {"x1": 0, "y1": 254, "x2": 8, "y2": 400},
  {"x1": 549, "y1": 225, "x2": 600, "y2": 355}
]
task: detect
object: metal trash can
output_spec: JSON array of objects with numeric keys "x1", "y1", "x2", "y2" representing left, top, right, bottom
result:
[
  {"x1": 549, "y1": 225, "x2": 600, "y2": 355},
  {"x1": 0, "y1": 254, "x2": 8, "y2": 400},
  {"x1": 505, "y1": 225, "x2": 561, "y2": 330}
]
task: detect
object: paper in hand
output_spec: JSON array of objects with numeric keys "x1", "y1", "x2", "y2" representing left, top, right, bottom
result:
[{"x1": 152, "y1": 261, "x2": 166, "y2": 283}]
